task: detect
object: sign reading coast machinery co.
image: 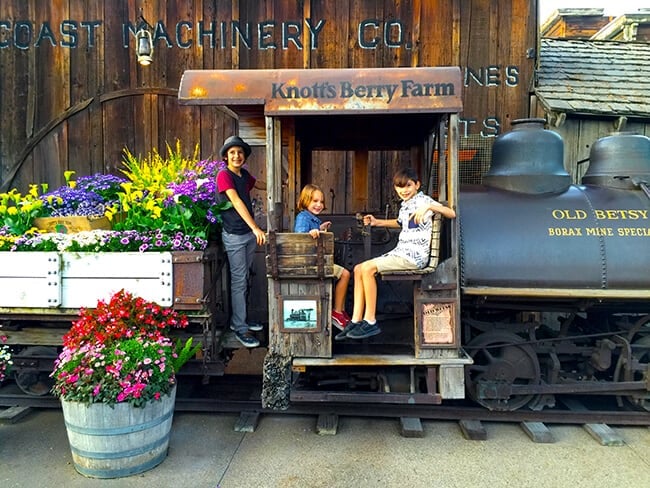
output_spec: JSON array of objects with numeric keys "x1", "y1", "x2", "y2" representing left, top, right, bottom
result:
[
  {"x1": 178, "y1": 68, "x2": 463, "y2": 115},
  {"x1": 1, "y1": 18, "x2": 412, "y2": 50},
  {"x1": 0, "y1": 15, "x2": 522, "y2": 137}
]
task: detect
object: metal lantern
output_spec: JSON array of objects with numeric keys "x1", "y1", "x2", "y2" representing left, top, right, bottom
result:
[{"x1": 136, "y1": 26, "x2": 153, "y2": 66}]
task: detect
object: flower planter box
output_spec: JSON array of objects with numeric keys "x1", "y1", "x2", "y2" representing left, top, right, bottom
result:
[
  {"x1": 33, "y1": 216, "x2": 111, "y2": 233},
  {"x1": 0, "y1": 251, "x2": 210, "y2": 310}
]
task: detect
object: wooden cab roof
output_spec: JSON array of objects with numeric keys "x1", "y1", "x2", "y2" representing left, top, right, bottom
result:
[{"x1": 178, "y1": 67, "x2": 463, "y2": 116}]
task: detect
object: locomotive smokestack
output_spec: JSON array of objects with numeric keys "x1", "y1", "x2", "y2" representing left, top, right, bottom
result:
[
  {"x1": 582, "y1": 132, "x2": 650, "y2": 190},
  {"x1": 483, "y1": 118, "x2": 571, "y2": 194}
]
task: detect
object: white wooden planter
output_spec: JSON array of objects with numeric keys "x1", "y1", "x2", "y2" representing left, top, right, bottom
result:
[{"x1": 0, "y1": 252, "x2": 173, "y2": 308}]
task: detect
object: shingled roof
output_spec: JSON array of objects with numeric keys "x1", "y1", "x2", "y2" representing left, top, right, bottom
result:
[{"x1": 535, "y1": 39, "x2": 650, "y2": 119}]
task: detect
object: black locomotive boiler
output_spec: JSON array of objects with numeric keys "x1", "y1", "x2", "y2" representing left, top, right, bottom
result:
[{"x1": 459, "y1": 120, "x2": 650, "y2": 411}]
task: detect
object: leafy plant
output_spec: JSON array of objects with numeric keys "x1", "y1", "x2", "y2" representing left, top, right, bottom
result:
[
  {"x1": 172, "y1": 338, "x2": 202, "y2": 373},
  {"x1": 120, "y1": 141, "x2": 199, "y2": 191},
  {"x1": 0, "y1": 186, "x2": 46, "y2": 235}
]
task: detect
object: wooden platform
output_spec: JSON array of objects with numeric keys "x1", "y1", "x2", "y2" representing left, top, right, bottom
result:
[{"x1": 292, "y1": 352, "x2": 472, "y2": 367}]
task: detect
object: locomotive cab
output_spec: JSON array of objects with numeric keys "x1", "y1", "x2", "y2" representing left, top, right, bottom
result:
[{"x1": 179, "y1": 67, "x2": 472, "y2": 407}]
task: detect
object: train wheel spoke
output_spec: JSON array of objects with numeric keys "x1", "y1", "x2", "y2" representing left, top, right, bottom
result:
[{"x1": 465, "y1": 331, "x2": 541, "y2": 411}]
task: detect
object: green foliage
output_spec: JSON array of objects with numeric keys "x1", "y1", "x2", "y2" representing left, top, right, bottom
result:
[
  {"x1": 0, "y1": 186, "x2": 47, "y2": 235},
  {"x1": 172, "y1": 337, "x2": 202, "y2": 373}
]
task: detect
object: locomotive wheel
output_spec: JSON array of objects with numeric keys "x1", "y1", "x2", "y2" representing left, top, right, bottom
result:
[
  {"x1": 616, "y1": 335, "x2": 650, "y2": 412},
  {"x1": 14, "y1": 346, "x2": 57, "y2": 396},
  {"x1": 465, "y1": 331, "x2": 541, "y2": 411}
]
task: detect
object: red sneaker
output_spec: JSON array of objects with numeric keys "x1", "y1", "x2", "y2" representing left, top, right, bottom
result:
[{"x1": 331, "y1": 310, "x2": 350, "y2": 331}]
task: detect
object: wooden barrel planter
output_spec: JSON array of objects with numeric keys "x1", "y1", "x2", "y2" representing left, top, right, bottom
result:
[{"x1": 60, "y1": 387, "x2": 176, "y2": 478}]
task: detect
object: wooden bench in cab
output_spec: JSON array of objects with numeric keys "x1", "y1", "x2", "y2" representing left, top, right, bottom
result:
[{"x1": 380, "y1": 212, "x2": 442, "y2": 281}]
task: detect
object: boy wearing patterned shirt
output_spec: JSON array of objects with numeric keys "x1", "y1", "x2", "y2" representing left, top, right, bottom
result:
[{"x1": 340, "y1": 168, "x2": 456, "y2": 340}]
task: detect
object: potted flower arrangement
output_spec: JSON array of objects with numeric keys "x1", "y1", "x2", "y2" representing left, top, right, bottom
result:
[
  {"x1": 50, "y1": 289, "x2": 200, "y2": 479},
  {"x1": 33, "y1": 171, "x2": 126, "y2": 233}
]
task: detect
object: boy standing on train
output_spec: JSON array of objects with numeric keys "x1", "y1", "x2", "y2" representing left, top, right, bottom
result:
[
  {"x1": 338, "y1": 168, "x2": 456, "y2": 340},
  {"x1": 216, "y1": 136, "x2": 267, "y2": 348}
]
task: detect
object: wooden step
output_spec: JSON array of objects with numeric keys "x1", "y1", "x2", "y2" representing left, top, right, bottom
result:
[{"x1": 292, "y1": 352, "x2": 472, "y2": 367}]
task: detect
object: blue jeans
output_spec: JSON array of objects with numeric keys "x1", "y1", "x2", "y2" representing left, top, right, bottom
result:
[{"x1": 222, "y1": 230, "x2": 257, "y2": 333}]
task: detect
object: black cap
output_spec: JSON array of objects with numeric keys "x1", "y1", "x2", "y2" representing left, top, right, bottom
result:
[{"x1": 219, "y1": 135, "x2": 251, "y2": 159}]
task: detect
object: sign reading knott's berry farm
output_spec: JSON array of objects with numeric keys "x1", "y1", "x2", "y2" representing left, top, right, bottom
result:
[{"x1": 178, "y1": 68, "x2": 463, "y2": 114}]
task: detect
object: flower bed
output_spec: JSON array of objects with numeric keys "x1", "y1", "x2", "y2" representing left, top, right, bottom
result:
[
  {"x1": 0, "y1": 142, "x2": 230, "y2": 252},
  {"x1": 0, "y1": 143, "x2": 226, "y2": 312}
]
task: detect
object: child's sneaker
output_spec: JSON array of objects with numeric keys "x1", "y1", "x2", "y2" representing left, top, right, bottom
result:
[
  {"x1": 334, "y1": 321, "x2": 360, "y2": 341},
  {"x1": 331, "y1": 310, "x2": 350, "y2": 331},
  {"x1": 233, "y1": 331, "x2": 260, "y2": 348},
  {"x1": 346, "y1": 320, "x2": 381, "y2": 339},
  {"x1": 248, "y1": 322, "x2": 264, "y2": 332}
]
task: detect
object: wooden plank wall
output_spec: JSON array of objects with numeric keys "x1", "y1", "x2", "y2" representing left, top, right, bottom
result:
[{"x1": 0, "y1": 0, "x2": 537, "y2": 210}]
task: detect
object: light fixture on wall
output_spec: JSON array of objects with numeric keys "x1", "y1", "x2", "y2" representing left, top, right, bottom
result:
[{"x1": 135, "y1": 12, "x2": 153, "y2": 66}]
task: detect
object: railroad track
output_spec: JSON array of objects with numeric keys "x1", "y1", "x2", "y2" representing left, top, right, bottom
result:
[{"x1": 2, "y1": 376, "x2": 649, "y2": 429}]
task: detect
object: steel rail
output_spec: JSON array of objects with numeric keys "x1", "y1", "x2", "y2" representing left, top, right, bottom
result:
[{"x1": 2, "y1": 392, "x2": 648, "y2": 426}]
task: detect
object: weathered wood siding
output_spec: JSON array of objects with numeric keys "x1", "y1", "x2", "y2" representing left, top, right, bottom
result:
[{"x1": 0, "y1": 1, "x2": 536, "y2": 201}]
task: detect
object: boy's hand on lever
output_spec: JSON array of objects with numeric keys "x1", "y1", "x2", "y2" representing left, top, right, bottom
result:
[{"x1": 363, "y1": 214, "x2": 376, "y2": 226}]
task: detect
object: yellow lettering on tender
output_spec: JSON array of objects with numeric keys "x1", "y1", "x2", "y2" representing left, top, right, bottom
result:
[
  {"x1": 617, "y1": 228, "x2": 650, "y2": 237},
  {"x1": 549, "y1": 227, "x2": 586, "y2": 236},
  {"x1": 586, "y1": 227, "x2": 613, "y2": 236},
  {"x1": 594, "y1": 210, "x2": 649, "y2": 220}
]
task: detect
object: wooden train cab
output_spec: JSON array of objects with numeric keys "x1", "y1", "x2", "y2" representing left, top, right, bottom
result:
[{"x1": 179, "y1": 67, "x2": 472, "y2": 406}]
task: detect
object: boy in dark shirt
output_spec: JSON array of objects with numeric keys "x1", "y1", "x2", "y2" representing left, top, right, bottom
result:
[{"x1": 216, "y1": 136, "x2": 267, "y2": 347}]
